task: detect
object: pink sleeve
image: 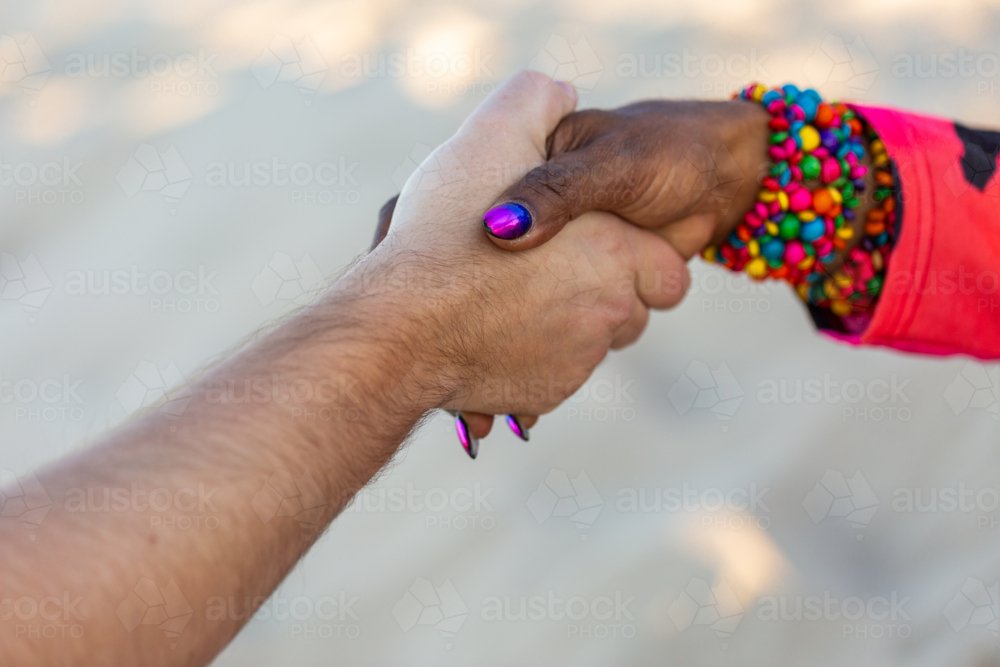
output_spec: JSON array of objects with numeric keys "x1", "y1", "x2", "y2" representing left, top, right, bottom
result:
[{"x1": 844, "y1": 104, "x2": 1000, "y2": 360}]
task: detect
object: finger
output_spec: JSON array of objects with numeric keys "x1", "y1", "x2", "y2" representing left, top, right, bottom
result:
[
  {"x1": 610, "y1": 298, "x2": 650, "y2": 350},
  {"x1": 515, "y1": 414, "x2": 539, "y2": 429},
  {"x1": 627, "y1": 226, "x2": 691, "y2": 310},
  {"x1": 482, "y1": 146, "x2": 613, "y2": 246},
  {"x1": 371, "y1": 194, "x2": 399, "y2": 251},
  {"x1": 504, "y1": 414, "x2": 534, "y2": 441},
  {"x1": 482, "y1": 107, "x2": 636, "y2": 248},
  {"x1": 460, "y1": 411, "x2": 494, "y2": 439}
]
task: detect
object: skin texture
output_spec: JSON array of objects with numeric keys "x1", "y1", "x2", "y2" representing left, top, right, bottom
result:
[
  {"x1": 376, "y1": 93, "x2": 879, "y2": 436},
  {"x1": 485, "y1": 96, "x2": 876, "y2": 267},
  {"x1": 0, "y1": 71, "x2": 688, "y2": 666},
  {"x1": 489, "y1": 99, "x2": 775, "y2": 258}
]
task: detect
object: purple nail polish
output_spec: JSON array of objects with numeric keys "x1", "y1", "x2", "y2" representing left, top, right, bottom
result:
[
  {"x1": 456, "y1": 415, "x2": 478, "y2": 459},
  {"x1": 483, "y1": 203, "x2": 531, "y2": 239},
  {"x1": 505, "y1": 415, "x2": 529, "y2": 441}
]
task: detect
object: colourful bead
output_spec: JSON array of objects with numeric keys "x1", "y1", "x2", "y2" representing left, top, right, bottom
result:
[
  {"x1": 784, "y1": 240, "x2": 806, "y2": 265},
  {"x1": 820, "y1": 158, "x2": 842, "y2": 184},
  {"x1": 779, "y1": 215, "x2": 801, "y2": 239},
  {"x1": 788, "y1": 186, "x2": 812, "y2": 212},
  {"x1": 761, "y1": 238, "x2": 785, "y2": 260},
  {"x1": 726, "y1": 83, "x2": 895, "y2": 319},
  {"x1": 800, "y1": 219, "x2": 825, "y2": 242},
  {"x1": 812, "y1": 188, "x2": 835, "y2": 215},
  {"x1": 814, "y1": 103, "x2": 834, "y2": 128},
  {"x1": 799, "y1": 125, "x2": 820, "y2": 152},
  {"x1": 745, "y1": 257, "x2": 768, "y2": 279},
  {"x1": 758, "y1": 190, "x2": 778, "y2": 203},
  {"x1": 801, "y1": 154, "x2": 821, "y2": 180},
  {"x1": 830, "y1": 300, "x2": 852, "y2": 316}
]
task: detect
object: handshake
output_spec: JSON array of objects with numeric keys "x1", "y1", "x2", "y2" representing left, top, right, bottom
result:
[{"x1": 354, "y1": 71, "x2": 774, "y2": 456}]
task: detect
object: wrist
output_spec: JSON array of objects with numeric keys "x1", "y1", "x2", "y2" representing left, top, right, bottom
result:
[
  {"x1": 322, "y1": 249, "x2": 469, "y2": 414},
  {"x1": 707, "y1": 99, "x2": 771, "y2": 247}
]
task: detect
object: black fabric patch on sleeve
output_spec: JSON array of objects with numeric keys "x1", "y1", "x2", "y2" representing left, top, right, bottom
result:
[{"x1": 954, "y1": 122, "x2": 1000, "y2": 191}]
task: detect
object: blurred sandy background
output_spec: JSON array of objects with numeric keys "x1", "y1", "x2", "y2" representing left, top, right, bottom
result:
[{"x1": 1, "y1": 0, "x2": 999, "y2": 664}]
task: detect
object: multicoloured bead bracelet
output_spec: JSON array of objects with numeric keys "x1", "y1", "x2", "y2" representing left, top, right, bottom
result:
[
  {"x1": 805, "y1": 134, "x2": 897, "y2": 325},
  {"x1": 703, "y1": 83, "x2": 897, "y2": 326}
]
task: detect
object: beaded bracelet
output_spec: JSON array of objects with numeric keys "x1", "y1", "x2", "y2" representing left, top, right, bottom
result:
[
  {"x1": 806, "y1": 134, "x2": 897, "y2": 323},
  {"x1": 703, "y1": 83, "x2": 897, "y2": 325}
]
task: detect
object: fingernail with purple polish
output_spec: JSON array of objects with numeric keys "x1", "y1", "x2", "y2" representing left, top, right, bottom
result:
[
  {"x1": 506, "y1": 415, "x2": 530, "y2": 441},
  {"x1": 455, "y1": 414, "x2": 479, "y2": 459},
  {"x1": 483, "y1": 203, "x2": 532, "y2": 240}
]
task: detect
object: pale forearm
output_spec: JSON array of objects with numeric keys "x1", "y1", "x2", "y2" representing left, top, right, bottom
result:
[{"x1": 0, "y1": 281, "x2": 429, "y2": 666}]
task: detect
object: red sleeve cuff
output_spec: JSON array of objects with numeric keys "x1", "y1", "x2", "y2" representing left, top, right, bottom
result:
[{"x1": 833, "y1": 104, "x2": 1000, "y2": 360}]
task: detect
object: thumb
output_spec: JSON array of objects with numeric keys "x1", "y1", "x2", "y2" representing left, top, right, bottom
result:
[{"x1": 482, "y1": 144, "x2": 617, "y2": 247}]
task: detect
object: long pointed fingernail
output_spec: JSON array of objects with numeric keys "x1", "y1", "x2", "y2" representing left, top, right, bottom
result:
[
  {"x1": 455, "y1": 414, "x2": 479, "y2": 459},
  {"x1": 505, "y1": 415, "x2": 530, "y2": 441},
  {"x1": 483, "y1": 203, "x2": 532, "y2": 239}
]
